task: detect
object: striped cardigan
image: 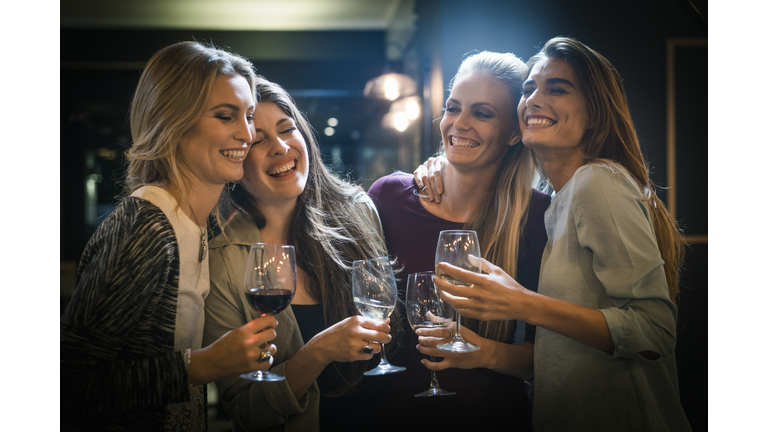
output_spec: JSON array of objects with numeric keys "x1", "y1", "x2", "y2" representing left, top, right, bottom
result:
[{"x1": 61, "y1": 197, "x2": 215, "y2": 431}]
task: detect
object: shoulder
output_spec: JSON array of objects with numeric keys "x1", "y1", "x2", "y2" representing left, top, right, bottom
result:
[
  {"x1": 570, "y1": 163, "x2": 640, "y2": 198},
  {"x1": 92, "y1": 197, "x2": 175, "y2": 246},
  {"x1": 209, "y1": 212, "x2": 260, "y2": 249},
  {"x1": 368, "y1": 172, "x2": 413, "y2": 196},
  {"x1": 529, "y1": 189, "x2": 552, "y2": 215}
]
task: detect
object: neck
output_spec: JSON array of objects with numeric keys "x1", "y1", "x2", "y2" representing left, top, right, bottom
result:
[
  {"x1": 430, "y1": 163, "x2": 499, "y2": 222},
  {"x1": 535, "y1": 148, "x2": 585, "y2": 193},
  {"x1": 258, "y1": 200, "x2": 298, "y2": 245},
  {"x1": 170, "y1": 182, "x2": 223, "y2": 227}
]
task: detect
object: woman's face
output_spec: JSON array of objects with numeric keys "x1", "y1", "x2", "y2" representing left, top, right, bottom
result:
[
  {"x1": 239, "y1": 102, "x2": 310, "y2": 207},
  {"x1": 439, "y1": 72, "x2": 519, "y2": 171},
  {"x1": 518, "y1": 57, "x2": 591, "y2": 156},
  {"x1": 178, "y1": 74, "x2": 255, "y2": 188}
]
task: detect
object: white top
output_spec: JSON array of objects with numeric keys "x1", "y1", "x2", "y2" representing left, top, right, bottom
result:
[
  {"x1": 131, "y1": 186, "x2": 210, "y2": 351},
  {"x1": 533, "y1": 164, "x2": 691, "y2": 432}
]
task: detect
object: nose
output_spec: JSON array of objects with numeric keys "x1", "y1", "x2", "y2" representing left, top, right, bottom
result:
[
  {"x1": 526, "y1": 89, "x2": 543, "y2": 109},
  {"x1": 269, "y1": 137, "x2": 290, "y2": 157},
  {"x1": 235, "y1": 114, "x2": 253, "y2": 144},
  {"x1": 454, "y1": 109, "x2": 472, "y2": 131}
]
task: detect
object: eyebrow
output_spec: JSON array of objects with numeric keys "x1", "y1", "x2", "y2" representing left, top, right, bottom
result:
[
  {"x1": 208, "y1": 103, "x2": 255, "y2": 111},
  {"x1": 254, "y1": 117, "x2": 294, "y2": 133},
  {"x1": 523, "y1": 78, "x2": 576, "y2": 88},
  {"x1": 446, "y1": 98, "x2": 496, "y2": 110}
]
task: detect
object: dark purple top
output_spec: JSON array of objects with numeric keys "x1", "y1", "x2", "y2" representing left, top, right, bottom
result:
[{"x1": 366, "y1": 171, "x2": 550, "y2": 431}]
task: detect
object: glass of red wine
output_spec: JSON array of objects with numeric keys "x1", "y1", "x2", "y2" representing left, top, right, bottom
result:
[{"x1": 240, "y1": 243, "x2": 296, "y2": 382}]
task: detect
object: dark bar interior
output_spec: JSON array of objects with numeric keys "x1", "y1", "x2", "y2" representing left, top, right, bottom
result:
[{"x1": 59, "y1": 1, "x2": 708, "y2": 430}]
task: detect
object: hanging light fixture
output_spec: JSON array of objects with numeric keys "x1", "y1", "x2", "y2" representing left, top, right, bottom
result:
[{"x1": 363, "y1": 72, "x2": 417, "y2": 101}]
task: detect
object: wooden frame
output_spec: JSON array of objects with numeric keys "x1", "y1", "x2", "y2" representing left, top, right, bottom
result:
[{"x1": 666, "y1": 38, "x2": 707, "y2": 244}]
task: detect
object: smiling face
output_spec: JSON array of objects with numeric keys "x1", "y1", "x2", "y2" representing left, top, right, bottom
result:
[
  {"x1": 439, "y1": 72, "x2": 520, "y2": 171},
  {"x1": 239, "y1": 102, "x2": 309, "y2": 208},
  {"x1": 518, "y1": 57, "x2": 591, "y2": 160},
  {"x1": 177, "y1": 73, "x2": 255, "y2": 189}
]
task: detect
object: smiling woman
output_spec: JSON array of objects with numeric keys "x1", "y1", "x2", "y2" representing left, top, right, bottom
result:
[
  {"x1": 204, "y1": 77, "x2": 399, "y2": 431},
  {"x1": 60, "y1": 41, "x2": 280, "y2": 432}
]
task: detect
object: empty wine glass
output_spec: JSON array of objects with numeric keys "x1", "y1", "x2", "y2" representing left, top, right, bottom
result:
[
  {"x1": 406, "y1": 272, "x2": 456, "y2": 397},
  {"x1": 435, "y1": 230, "x2": 481, "y2": 353},
  {"x1": 352, "y1": 257, "x2": 405, "y2": 376},
  {"x1": 240, "y1": 243, "x2": 297, "y2": 382}
]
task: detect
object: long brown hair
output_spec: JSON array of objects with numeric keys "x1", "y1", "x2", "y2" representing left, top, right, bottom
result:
[
  {"x1": 443, "y1": 51, "x2": 536, "y2": 343},
  {"x1": 224, "y1": 77, "x2": 399, "y2": 396},
  {"x1": 526, "y1": 37, "x2": 685, "y2": 305},
  {"x1": 125, "y1": 41, "x2": 256, "y2": 207}
]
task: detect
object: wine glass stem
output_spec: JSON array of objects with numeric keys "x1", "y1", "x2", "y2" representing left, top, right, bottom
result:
[
  {"x1": 429, "y1": 356, "x2": 440, "y2": 389},
  {"x1": 454, "y1": 312, "x2": 463, "y2": 341},
  {"x1": 378, "y1": 343, "x2": 390, "y2": 365}
]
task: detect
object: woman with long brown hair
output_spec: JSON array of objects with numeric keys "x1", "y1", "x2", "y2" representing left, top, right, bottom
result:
[
  {"x1": 433, "y1": 37, "x2": 691, "y2": 431},
  {"x1": 203, "y1": 77, "x2": 400, "y2": 431}
]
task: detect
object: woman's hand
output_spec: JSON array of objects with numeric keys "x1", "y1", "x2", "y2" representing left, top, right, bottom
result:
[
  {"x1": 415, "y1": 324, "x2": 492, "y2": 371},
  {"x1": 305, "y1": 316, "x2": 391, "y2": 365},
  {"x1": 413, "y1": 156, "x2": 448, "y2": 203},
  {"x1": 434, "y1": 256, "x2": 532, "y2": 322},
  {"x1": 189, "y1": 315, "x2": 278, "y2": 385}
]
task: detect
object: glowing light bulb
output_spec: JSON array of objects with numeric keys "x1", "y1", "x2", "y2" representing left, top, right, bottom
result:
[
  {"x1": 405, "y1": 98, "x2": 420, "y2": 120},
  {"x1": 394, "y1": 112, "x2": 408, "y2": 132},
  {"x1": 324, "y1": 127, "x2": 335, "y2": 136},
  {"x1": 384, "y1": 76, "x2": 400, "y2": 101},
  {"x1": 327, "y1": 118, "x2": 338, "y2": 127}
]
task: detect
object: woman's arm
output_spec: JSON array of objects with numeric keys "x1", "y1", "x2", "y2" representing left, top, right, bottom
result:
[
  {"x1": 434, "y1": 259, "x2": 615, "y2": 354},
  {"x1": 60, "y1": 200, "x2": 195, "y2": 417}
]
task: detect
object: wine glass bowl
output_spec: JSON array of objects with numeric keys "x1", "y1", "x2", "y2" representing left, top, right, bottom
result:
[
  {"x1": 241, "y1": 243, "x2": 297, "y2": 382},
  {"x1": 406, "y1": 272, "x2": 456, "y2": 397},
  {"x1": 352, "y1": 257, "x2": 405, "y2": 376},
  {"x1": 435, "y1": 230, "x2": 481, "y2": 353}
]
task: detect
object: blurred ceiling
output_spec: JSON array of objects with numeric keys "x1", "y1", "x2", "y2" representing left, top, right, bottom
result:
[{"x1": 61, "y1": 0, "x2": 404, "y2": 30}]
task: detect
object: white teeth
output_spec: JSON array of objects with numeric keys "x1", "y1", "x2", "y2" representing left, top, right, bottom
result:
[
  {"x1": 267, "y1": 160, "x2": 296, "y2": 175},
  {"x1": 527, "y1": 118, "x2": 554, "y2": 127},
  {"x1": 220, "y1": 150, "x2": 245, "y2": 159},
  {"x1": 451, "y1": 136, "x2": 478, "y2": 148}
]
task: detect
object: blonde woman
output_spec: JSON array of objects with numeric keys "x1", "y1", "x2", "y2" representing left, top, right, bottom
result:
[
  {"x1": 61, "y1": 42, "x2": 278, "y2": 431},
  {"x1": 368, "y1": 51, "x2": 549, "y2": 431}
]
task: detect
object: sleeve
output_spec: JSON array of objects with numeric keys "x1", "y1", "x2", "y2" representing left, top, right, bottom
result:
[
  {"x1": 572, "y1": 166, "x2": 678, "y2": 362},
  {"x1": 204, "y1": 242, "x2": 319, "y2": 430},
  {"x1": 60, "y1": 200, "x2": 191, "y2": 417}
]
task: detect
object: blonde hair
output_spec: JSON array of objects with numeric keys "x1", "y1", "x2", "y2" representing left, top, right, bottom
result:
[
  {"x1": 125, "y1": 41, "x2": 256, "y2": 206},
  {"x1": 527, "y1": 37, "x2": 685, "y2": 306},
  {"x1": 445, "y1": 51, "x2": 536, "y2": 342}
]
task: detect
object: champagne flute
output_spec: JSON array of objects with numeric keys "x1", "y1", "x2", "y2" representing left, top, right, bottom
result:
[
  {"x1": 435, "y1": 230, "x2": 481, "y2": 353},
  {"x1": 240, "y1": 243, "x2": 297, "y2": 382},
  {"x1": 352, "y1": 257, "x2": 406, "y2": 376},
  {"x1": 406, "y1": 272, "x2": 456, "y2": 397}
]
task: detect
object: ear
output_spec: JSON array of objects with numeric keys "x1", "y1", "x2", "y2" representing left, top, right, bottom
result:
[{"x1": 508, "y1": 128, "x2": 523, "y2": 146}]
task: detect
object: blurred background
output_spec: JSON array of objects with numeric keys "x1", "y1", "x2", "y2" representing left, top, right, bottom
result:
[{"x1": 60, "y1": 0, "x2": 707, "y2": 430}]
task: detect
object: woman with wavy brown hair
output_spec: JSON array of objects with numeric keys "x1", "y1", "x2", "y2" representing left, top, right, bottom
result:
[
  {"x1": 434, "y1": 37, "x2": 691, "y2": 431},
  {"x1": 204, "y1": 77, "x2": 401, "y2": 432}
]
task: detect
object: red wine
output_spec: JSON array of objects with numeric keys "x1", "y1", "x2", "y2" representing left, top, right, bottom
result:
[{"x1": 246, "y1": 289, "x2": 294, "y2": 315}]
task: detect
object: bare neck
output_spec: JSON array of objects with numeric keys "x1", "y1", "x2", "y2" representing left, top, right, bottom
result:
[
  {"x1": 534, "y1": 148, "x2": 585, "y2": 193},
  {"x1": 257, "y1": 200, "x2": 298, "y2": 245},
  {"x1": 422, "y1": 164, "x2": 497, "y2": 223}
]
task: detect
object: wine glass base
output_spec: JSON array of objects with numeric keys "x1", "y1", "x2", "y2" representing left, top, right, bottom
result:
[
  {"x1": 436, "y1": 340, "x2": 480, "y2": 353},
  {"x1": 239, "y1": 371, "x2": 285, "y2": 382},
  {"x1": 415, "y1": 387, "x2": 456, "y2": 397},
  {"x1": 363, "y1": 364, "x2": 406, "y2": 376}
]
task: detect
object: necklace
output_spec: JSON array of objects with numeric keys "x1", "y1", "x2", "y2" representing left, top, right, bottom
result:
[{"x1": 188, "y1": 205, "x2": 208, "y2": 262}]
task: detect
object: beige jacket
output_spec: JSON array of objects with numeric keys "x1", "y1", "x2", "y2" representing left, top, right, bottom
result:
[{"x1": 203, "y1": 212, "x2": 320, "y2": 432}]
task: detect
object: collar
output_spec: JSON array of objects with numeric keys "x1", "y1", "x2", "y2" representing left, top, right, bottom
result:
[{"x1": 209, "y1": 212, "x2": 262, "y2": 249}]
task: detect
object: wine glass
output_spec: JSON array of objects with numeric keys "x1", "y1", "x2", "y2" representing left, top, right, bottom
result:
[
  {"x1": 435, "y1": 230, "x2": 481, "y2": 353},
  {"x1": 352, "y1": 257, "x2": 406, "y2": 376},
  {"x1": 240, "y1": 243, "x2": 297, "y2": 382},
  {"x1": 406, "y1": 272, "x2": 456, "y2": 397}
]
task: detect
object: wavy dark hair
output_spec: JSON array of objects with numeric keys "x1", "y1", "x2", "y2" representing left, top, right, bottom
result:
[
  {"x1": 526, "y1": 37, "x2": 685, "y2": 306},
  {"x1": 223, "y1": 77, "x2": 400, "y2": 396}
]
